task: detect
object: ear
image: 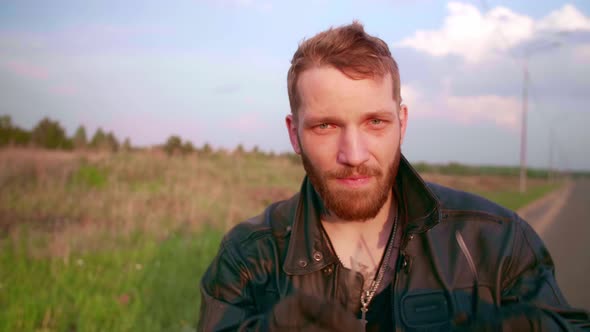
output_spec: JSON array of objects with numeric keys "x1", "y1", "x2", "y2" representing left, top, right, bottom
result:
[
  {"x1": 399, "y1": 103, "x2": 409, "y2": 145},
  {"x1": 285, "y1": 114, "x2": 301, "y2": 154}
]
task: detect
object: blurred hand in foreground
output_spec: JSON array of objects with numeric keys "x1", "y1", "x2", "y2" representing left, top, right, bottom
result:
[{"x1": 267, "y1": 292, "x2": 363, "y2": 332}]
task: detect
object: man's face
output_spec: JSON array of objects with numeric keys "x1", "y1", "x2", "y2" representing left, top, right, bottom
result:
[{"x1": 286, "y1": 66, "x2": 408, "y2": 221}]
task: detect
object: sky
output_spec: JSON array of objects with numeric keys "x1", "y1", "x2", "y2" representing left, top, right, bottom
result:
[{"x1": 1, "y1": 0, "x2": 589, "y2": 170}]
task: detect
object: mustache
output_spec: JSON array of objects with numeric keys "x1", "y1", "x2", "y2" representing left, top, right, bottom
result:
[{"x1": 325, "y1": 164, "x2": 382, "y2": 179}]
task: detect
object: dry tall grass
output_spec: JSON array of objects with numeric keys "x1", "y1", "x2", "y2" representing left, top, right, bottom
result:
[
  {"x1": 0, "y1": 148, "x2": 553, "y2": 259},
  {"x1": 0, "y1": 148, "x2": 303, "y2": 258}
]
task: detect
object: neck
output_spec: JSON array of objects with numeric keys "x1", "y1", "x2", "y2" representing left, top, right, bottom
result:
[
  {"x1": 321, "y1": 192, "x2": 398, "y2": 291},
  {"x1": 321, "y1": 192, "x2": 394, "y2": 242}
]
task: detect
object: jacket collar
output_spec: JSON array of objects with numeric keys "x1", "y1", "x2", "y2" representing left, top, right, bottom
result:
[{"x1": 283, "y1": 154, "x2": 441, "y2": 275}]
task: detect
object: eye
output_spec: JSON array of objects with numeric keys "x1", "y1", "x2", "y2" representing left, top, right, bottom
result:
[
  {"x1": 366, "y1": 118, "x2": 388, "y2": 130},
  {"x1": 311, "y1": 122, "x2": 336, "y2": 134}
]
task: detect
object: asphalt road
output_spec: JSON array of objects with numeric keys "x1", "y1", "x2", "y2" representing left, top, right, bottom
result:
[{"x1": 523, "y1": 179, "x2": 590, "y2": 311}]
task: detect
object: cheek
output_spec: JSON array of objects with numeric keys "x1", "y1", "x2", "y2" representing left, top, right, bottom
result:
[
  {"x1": 300, "y1": 134, "x2": 339, "y2": 167},
  {"x1": 368, "y1": 132, "x2": 401, "y2": 161}
]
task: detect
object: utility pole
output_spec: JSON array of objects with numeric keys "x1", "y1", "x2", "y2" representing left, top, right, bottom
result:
[
  {"x1": 519, "y1": 41, "x2": 561, "y2": 193},
  {"x1": 520, "y1": 59, "x2": 529, "y2": 193},
  {"x1": 548, "y1": 126, "x2": 554, "y2": 182}
]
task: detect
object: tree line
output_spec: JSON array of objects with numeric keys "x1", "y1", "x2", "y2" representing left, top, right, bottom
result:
[
  {"x1": 0, "y1": 115, "x2": 128, "y2": 152},
  {"x1": 1, "y1": 115, "x2": 225, "y2": 157}
]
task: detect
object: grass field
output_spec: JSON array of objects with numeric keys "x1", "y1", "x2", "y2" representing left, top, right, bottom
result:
[{"x1": 0, "y1": 148, "x2": 560, "y2": 331}]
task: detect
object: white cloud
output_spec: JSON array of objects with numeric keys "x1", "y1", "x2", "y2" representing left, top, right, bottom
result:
[
  {"x1": 402, "y1": 83, "x2": 521, "y2": 131},
  {"x1": 536, "y1": 4, "x2": 590, "y2": 32},
  {"x1": 397, "y1": 2, "x2": 590, "y2": 63},
  {"x1": 446, "y1": 94, "x2": 521, "y2": 130},
  {"x1": 401, "y1": 83, "x2": 439, "y2": 119},
  {"x1": 400, "y1": 84, "x2": 420, "y2": 107}
]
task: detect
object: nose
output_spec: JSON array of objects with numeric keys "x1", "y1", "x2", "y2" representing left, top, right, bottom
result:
[{"x1": 337, "y1": 127, "x2": 370, "y2": 167}]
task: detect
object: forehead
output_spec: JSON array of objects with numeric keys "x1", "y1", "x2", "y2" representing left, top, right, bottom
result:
[{"x1": 297, "y1": 66, "x2": 395, "y2": 119}]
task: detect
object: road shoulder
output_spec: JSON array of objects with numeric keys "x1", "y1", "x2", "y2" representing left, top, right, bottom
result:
[{"x1": 517, "y1": 181, "x2": 573, "y2": 236}]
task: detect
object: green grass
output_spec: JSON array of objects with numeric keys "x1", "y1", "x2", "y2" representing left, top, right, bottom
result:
[
  {"x1": 0, "y1": 228, "x2": 222, "y2": 332},
  {"x1": 475, "y1": 182, "x2": 560, "y2": 211},
  {"x1": 68, "y1": 164, "x2": 108, "y2": 189}
]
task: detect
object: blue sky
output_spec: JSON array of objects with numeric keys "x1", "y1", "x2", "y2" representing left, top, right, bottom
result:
[{"x1": 1, "y1": 0, "x2": 589, "y2": 170}]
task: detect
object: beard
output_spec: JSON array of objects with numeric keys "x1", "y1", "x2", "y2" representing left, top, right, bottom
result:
[{"x1": 300, "y1": 145, "x2": 401, "y2": 221}]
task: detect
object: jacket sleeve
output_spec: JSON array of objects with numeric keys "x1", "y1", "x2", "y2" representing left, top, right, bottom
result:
[
  {"x1": 197, "y1": 239, "x2": 268, "y2": 332},
  {"x1": 493, "y1": 216, "x2": 590, "y2": 331}
]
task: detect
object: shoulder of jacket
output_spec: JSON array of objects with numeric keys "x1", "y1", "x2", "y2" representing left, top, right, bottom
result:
[
  {"x1": 220, "y1": 192, "x2": 299, "y2": 250},
  {"x1": 426, "y1": 181, "x2": 516, "y2": 222}
]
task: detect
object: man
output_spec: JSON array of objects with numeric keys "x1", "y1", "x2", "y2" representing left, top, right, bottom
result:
[{"x1": 198, "y1": 22, "x2": 589, "y2": 331}]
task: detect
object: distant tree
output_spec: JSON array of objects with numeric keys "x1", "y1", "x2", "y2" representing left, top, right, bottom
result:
[
  {"x1": 10, "y1": 128, "x2": 32, "y2": 146},
  {"x1": 122, "y1": 137, "x2": 132, "y2": 152},
  {"x1": 446, "y1": 162, "x2": 470, "y2": 176},
  {"x1": 164, "y1": 135, "x2": 182, "y2": 156},
  {"x1": 0, "y1": 115, "x2": 13, "y2": 146},
  {"x1": 31, "y1": 117, "x2": 71, "y2": 149},
  {"x1": 90, "y1": 128, "x2": 107, "y2": 150},
  {"x1": 283, "y1": 152, "x2": 301, "y2": 165},
  {"x1": 234, "y1": 144, "x2": 245, "y2": 156},
  {"x1": 105, "y1": 131, "x2": 119, "y2": 152},
  {"x1": 201, "y1": 142, "x2": 213, "y2": 155},
  {"x1": 182, "y1": 140, "x2": 195, "y2": 155},
  {"x1": 0, "y1": 115, "x2": 11, "y2": 129},
  {"x1": 0, "y1": 115, "x2": 32, "y2": 147},
  {"x1": 73, "y1": 125, "x2": 88, "y2": 150},
  {"x1": 413, "y1": 162, "x2": 436, "y2": 174}
]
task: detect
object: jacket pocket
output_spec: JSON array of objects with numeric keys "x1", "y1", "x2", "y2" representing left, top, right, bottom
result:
[{"x1": 400, "y1": 290, "x2": 452, "y2": 330}]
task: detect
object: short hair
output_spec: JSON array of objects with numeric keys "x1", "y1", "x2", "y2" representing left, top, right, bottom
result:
[{"x1": 287, "y1": 21, "x2": 401, "y2": 119}]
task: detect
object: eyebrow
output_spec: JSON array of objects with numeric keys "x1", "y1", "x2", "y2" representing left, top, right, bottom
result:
[
  {"x1": 303, "y1": 115, "x2": 341, "y2": 126},
  {"x1": 362, "y1": 110, "x2": 396, "y2": 120},
  {"x1": 303, "y1": 109, "x2": 396, "y2": 126}
]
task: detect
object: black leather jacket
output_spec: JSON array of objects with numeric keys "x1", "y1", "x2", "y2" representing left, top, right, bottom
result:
[{"x1": 198, "y1": 156, "x2": 590, "y2": 331}]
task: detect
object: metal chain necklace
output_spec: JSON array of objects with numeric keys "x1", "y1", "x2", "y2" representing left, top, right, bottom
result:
[{"x1": 359, "y1": 209, "x2": 399, "y2": 330}]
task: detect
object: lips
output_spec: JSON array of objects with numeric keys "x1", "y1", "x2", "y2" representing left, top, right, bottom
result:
[
  {"x1": 335, "y1": 175, "x2": 372, "y2": 187},
  {"x1": 340, "y1": 176, "x2": 369, "y2": 181}
]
